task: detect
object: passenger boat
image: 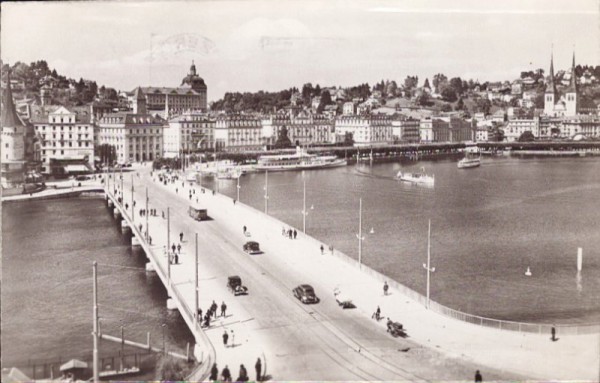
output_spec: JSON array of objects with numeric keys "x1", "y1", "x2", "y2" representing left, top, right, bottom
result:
[
  {"x1": 396, "y1": 167, "x2": 435, "y2": 185},
  {"x1": 216, "y1": 168, "x2": 242, "y2": 179},
  {"x1": 457, "y1": 151, "x2": 481, "y2": 169},
  {"x1": 256, "y1": 147, "x2": 347, "y2": 172}
]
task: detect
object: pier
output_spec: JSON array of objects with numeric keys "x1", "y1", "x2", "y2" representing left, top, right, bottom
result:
[{"x1": 98, "y1": 164, "x2": 599, "y2": 381}]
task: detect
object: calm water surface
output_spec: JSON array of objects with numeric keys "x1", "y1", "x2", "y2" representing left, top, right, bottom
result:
[
  {"x1": 2, "y1": 197, "x2": 194, "y2": 375},
  {"x1": 207, "y1": 156, "x2": 600, "y2": 324}
]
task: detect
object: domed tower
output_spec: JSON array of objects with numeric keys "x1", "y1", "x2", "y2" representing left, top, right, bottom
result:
[
  {"x1": 565, "y1": 52, "x2": 578, "y2": 116},
  {"x1": 189, "y1": 60, "x2": 197, "y2": 77}
]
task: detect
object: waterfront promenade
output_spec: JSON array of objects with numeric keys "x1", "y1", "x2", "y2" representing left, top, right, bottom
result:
[{"x1": 109, "y1": 163, "x2": 598, "y2": 381}]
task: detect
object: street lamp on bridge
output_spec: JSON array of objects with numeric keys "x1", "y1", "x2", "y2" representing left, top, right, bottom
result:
[{"x1": 422, "y1": 219, "x2": 435, "y2": 309}]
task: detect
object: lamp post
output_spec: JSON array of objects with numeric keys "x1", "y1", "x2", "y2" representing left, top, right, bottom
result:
[
  {"x1": 264, "y1": 170, "x2": 269, "y2": 214},
  {"x1": 167, "y1": 207, "x2": 171, "y2": 284},
  {"x1": 161, "y1": 323, "x2": 166, "y2": 355},
  {"x1": 145, "y1": 187, "x2": 149, "y2": 240},
  {"x1": 92, "y1": 262, "x2": 99, "y2": 382},
  {"x1": 131, "y1": 174, "x2": 134, "y2": 222},
  {"x1": 301, "y1": 177, "x2": 314, "y2": 234},
  {"x1": 356, "y1": 198, "x2": 364, "y2": 268},
  {"x1": 195, "y1": 233, "x2": 199, "y2": 327},
  {"x1": 422, "y1": 219, "x2": 435, "y2": 309},
  {"x1": 236, "y1": 173, "x2": 241, "y2": 202}
]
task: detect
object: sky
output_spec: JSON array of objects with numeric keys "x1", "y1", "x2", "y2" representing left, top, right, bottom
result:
[{"x1": 1, "y1": 0, "x2": 599, "y2": 101}]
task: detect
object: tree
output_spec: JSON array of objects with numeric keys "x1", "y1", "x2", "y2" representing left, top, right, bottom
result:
[
  {"x1": 403, "y1": 76, "x2": 418, "y2": 90},
  {"x1": 476, "y1": 98, "x2": 492, "y2": 115},
  {"x1": 432, "y1": 73, "x2": 448, "y2": 93},
  {"x1": 518, "y1": 131, "x2": 535, "y2": 142},
  {"x1": 385, "y1": 80, "x2": 398, "y2": 97},
  {"x1": 449, "y1": 77, "x2": 464, "y2": 95},
  {"x1": 440, "y1": 85, "x2": 457, "y2": 102},
  {"x1": 317, "y1": 90, "x2": 332, "y2": 113},
  {"x1": 274, "y1": 126, "x2": 292, "y2": 148},
  {"x1": 455, "y1": 97, "x2": 465, "y2": 111},
  {"x1": 423, "y1": 78, "x2": 431, "y2": 90},
  {"x1": 440, "y1": 103, "x2": 453, "y2": 112},
  {"x1": 416, "y1": 92, "x2": 432, "y2": 106},
  {"x1": 343, "y1": 132, "x2": 354, "y2": 146}
]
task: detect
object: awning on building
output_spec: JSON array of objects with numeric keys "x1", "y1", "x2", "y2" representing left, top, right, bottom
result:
[{"x1": 64, "y1": 164, "x2": 90, "y2": 173}]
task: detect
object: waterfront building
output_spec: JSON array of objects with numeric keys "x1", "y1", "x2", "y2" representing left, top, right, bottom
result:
[
  {"x1": 419, "y1": 118, "x2": 433, "y2": 143},
  {"x1": 164, "y1": 111, "x2": 215, "y2": 157},
  {"x1": 544, "y1": 53, "x2": 578, "y2": 117},
  {"x1": 261, "y1": 112, "x2": 334, "y2": 147},
  {"x1": 431, "y1": 117, "x2": 474, "y2": 143},
  {"x1": 214, "y1": 115, "x2": 263, "y2": 152},
  {"x1": 31, "y1": 106, "x2": 94, "y2": 175},
  {"x1": 99, "y1": 88, "x2": 164, "y2": 163},
  {"x1": 391, "y1": 116, "x2": 420, "y2": 143},
  {"x1": 135, "y1": 62, "x2": 207, "y2": 117},
  {"x1": 504, "y1": 118, "x2": 540, "y2": 142},
  {"x1": 334, "y1": 115, "x2": 392, "y2": 147},
  {"x1": 475, "y1": 127, "x2": 490, "y2": 142}
]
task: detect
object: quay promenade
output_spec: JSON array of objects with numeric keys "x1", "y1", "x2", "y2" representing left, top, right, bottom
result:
[{"x1": 107, "y1": 163, "x2": 598, "y2": 381}]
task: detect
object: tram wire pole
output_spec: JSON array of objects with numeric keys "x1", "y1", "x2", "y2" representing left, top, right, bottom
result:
[{"x1": 92, "y1": 262, "x2": 99, "y2": 382}]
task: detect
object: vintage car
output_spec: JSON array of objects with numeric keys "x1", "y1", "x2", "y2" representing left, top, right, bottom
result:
[
  {"x1": 386, "y1": 319, "x2": 407, "y2": 338},
  {"x1": 227, "y1": 275, "x2": 248, "y2": 296},
  {"x1": 243, "y1": 241, "x2": 261, "y2": 254},
  {"x1": 293, "y1": 284, "x2": 319, "y2": 304}
]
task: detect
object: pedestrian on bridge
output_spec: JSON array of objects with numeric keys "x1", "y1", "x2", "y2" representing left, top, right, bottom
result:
[
  {"x1": 171, "y1": 243, "x2": 176, "y2": 254},
  {"x1": 209, "y1": 363, "x2": 218, "y2": 381},
  {"x1": 255, "y1": 358, "x2": 262, "y2": 381},
  {"x1": 383, "y1": 281, "x2": 389, "y2": 296},
  {"x1": 211, "y1": 300, "x2": 218, "y2": 318},
  {"x1": 293, "y1": 229, "x2": 297, "y2": 239},
  {"x1": 237, "y1": 364, "x2": 248, "y2": 382},
  {"x1": 320, "y1": 245, "x2": 324, "y2": 254},
  {"x1": 222, "y1": 330, "x2": 229, "y2": 347},
  {"x1": 197, "y1": 308, "x2": 203, "y2": 321},
  {"x1": 173, "y1": 253, "x2": 179, "y2": 264},
  {"x1": 177, "y1": 244, "x2": 181, "y2": 254},
  {"x1": 222, "y1": 365, "x2": 231, "y2": 382},
  {"x1": 221, "y1": 301, "x2": 227, "y2": 317},
  {"x1": 180, "y1": 232, "x2": 184, "y2": 242},
  {"x1": 475, "y1": 370, "x2": 483, "y2": 382}
]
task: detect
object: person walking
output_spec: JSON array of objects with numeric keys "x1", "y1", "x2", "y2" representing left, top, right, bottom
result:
[
  {"x1": 255, "y1": 358, "x2": 262, "y2": 382},
  {"x1": 171, "y1": 243, "x2": 176, "y2": 254},
  {"x1": 474, "y1": 369, "x2": 483, "y2": 382},
  {"x1": 180, "y1": 232, "x2": 184, "y2": 242},
  {"x1": 197, "y1": 308, "x2": 203, "y2": 322},
  {"x1": 293, "y1": 229, "x2": 297, "y2": 239},
  {"x1": 383, "y1": 281, "x2": 389, "y2": 296},
  {"x1": 320, "y1": 245, "x2": 324, "y2": 254},
  {"x1": 221, "y1": 301, "x2": 227, "y2": 317},
  {"x1": 222, "y1": 330, "x2": 229, "y2": 347},
  {"x1": 173, "y1": 253, "x2": 179, "y2": 264},
  {"x1": 177, "y1": 244, "x2": 182, "y2": 254},
  {"x1": 222, "y1": 365, "x2": 231, "y2": 382},
  {"x1": 243, "y1": 225, "x2": 247, "y2": 234},
  {"x1": 209, "y1": 363, "x2": 219, "y2": 381},
  {"x1": 551, "y1": 326, "x2": 556, "y2": 341},
  {"x1": 211, "y1": 300, "x2": 218, "y2": 318},
  {"x1": 237, "y1": 364, "x2": 248, "y2": 382}
]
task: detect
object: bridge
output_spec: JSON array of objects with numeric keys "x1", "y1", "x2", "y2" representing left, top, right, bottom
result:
[{"x1": 98, "y1": 165, "x2": 599, "y2": 381}]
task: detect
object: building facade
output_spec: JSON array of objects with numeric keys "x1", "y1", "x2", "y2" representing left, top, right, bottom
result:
[
  {"x1": 334, "y1": 115, "x2": 393, "y2": 147},
  {"x1": 136, "y1": 62, "x2": 207, "y2": 117},
  {"x1": 544, "y1": 53, "x2": 578, "y2": 117},
  {"x1": 214, "y1": 116, "x2": 263, "y2": 152},
  {"x1": 164, "y1": 112, "x2": 215, "y2": 157},
  {"x1": 31, "y1": 106, "x2": 94, "y2": 175},
  {"x1": 99, "y1": 93, "x2": 164, "y2": 163}
]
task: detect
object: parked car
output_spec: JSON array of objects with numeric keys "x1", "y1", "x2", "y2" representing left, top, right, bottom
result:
[
  {"x1": 227, "y1": 275, "x2": 248, "y2": 296},
  {"x1": 293, "y1": 284, "x2": 318, "y2": 304},
  {"x1": 243, "y1": 241, "x2": 261, "y2": 254}
]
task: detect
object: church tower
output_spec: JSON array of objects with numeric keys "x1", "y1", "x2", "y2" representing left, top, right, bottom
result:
[
  {"x1": 133, "y1": 87, "x2": 147, "y2": 114},
  {"x1": 565, "y1": 52, "x2": 578, "y2": 116},
  {"x1": 544, "y1": 54, "x2": 558, "y2": 116}
]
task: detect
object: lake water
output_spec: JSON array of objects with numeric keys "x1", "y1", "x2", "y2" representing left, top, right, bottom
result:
[
  {"x1": 1, "y1": 197, "x2": 194, "y2": 378},
  {"x1": 205, "y1": 155, "x2": 600, "y2": 324}
]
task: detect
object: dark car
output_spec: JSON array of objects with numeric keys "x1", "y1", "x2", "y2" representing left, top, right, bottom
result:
[
  {"x1": 243, "y1": 241, "x2": 261, "y2": 254},
  {"x1": 227, "y1": 275, "x2": 248, "y2": 296},
  {"x1": 293, "y1": 284, "x2": 318, "y2": 304}
]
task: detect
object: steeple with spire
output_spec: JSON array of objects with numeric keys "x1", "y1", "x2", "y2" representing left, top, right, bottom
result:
[
  {"x1": 2, "y1": 69, "x2": 25, "y2": 130},
  {"x1": 544, "y1": 53, "x2": 558, "y2": 115},
  {"x1": 565, "y1": 51, "x2": 578, "y2": 115}
]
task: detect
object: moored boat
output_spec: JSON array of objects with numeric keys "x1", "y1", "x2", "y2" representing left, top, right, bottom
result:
[{"x1": 256, "y1": 147, "x2": 347, "y2": 172}]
